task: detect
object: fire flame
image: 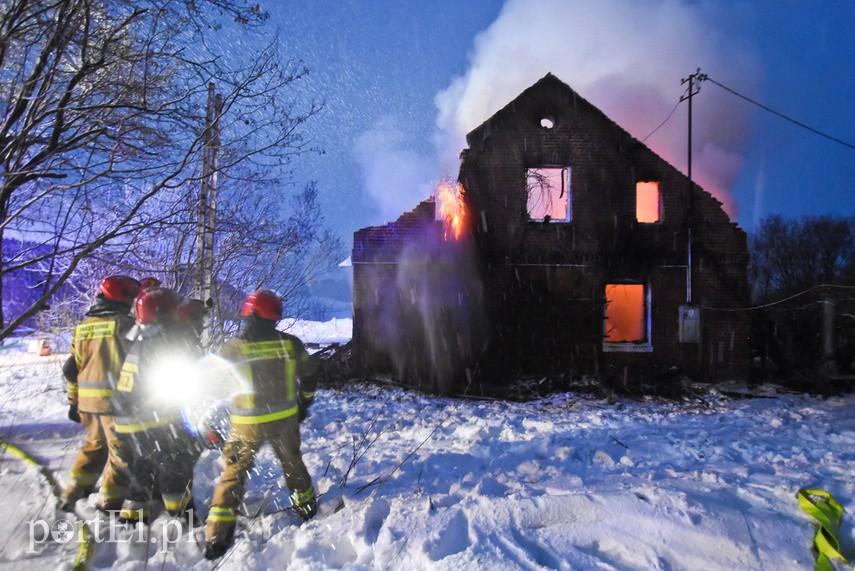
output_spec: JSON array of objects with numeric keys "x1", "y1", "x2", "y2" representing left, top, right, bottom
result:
[{"x1": 436, "y1": 180, "x2": 466, "y2": 241}]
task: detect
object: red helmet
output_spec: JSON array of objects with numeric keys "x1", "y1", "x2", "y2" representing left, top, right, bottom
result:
[
  {"x1": 175, "y1": 298, "x2": 207, "y2": 325},
  {"x1": 97, "y1": 275, "x2": 141, "y2": 306},
  {"x1": 241, "y1": 289, "x2": 282, "y2": 321},
  {"x1": 139, "y1": 276, "x2": 162, "y2": 290},
  {"x1": 135, "y1": 287, "x2": 182, "y2": 325}
]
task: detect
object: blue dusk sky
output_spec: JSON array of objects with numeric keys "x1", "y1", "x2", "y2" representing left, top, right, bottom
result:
[{"x1": 260, "y1": 1, "x2": 853, "y2": 242}]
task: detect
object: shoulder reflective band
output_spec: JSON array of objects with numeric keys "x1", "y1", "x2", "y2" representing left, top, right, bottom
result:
[
  {"x1": 0, "y1": 439, "x2": 92, "y2": 570},
  {"x1": 797, "y1": 488, "x2": 853, "y2": 571},
  {"x1": 75, "y1": 321, "x2": 116, "y2": 341},
  {"x1": 240, "y1": 340, "x2": 293, "y2": 361},
  {"x1": 73, "y1": 320, "x2": 121, "y2": 375}
]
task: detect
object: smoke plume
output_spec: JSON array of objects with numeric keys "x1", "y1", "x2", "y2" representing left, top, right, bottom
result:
[
  {"x1": 434, "y1": 0, "x2": 760, "y2": 216},
  {"x1": 356, "y1": 114, "x2": 437, "y2": 224}
]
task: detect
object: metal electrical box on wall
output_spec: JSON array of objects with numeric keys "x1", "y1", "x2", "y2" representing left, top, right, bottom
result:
[{"x1": 679, "y1": 305, "x2": 700, "y2": 343}]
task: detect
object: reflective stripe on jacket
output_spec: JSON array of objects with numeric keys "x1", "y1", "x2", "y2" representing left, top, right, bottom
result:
[
  {"x1": 67, "y1": 313, "x2": 134, "y2": 414},
  {"x1": 221, "y1": 332, "x2": 315, "y2": 424},
  {"x1": 113, "y1": 415, "x2": 177, "y2": 434}
]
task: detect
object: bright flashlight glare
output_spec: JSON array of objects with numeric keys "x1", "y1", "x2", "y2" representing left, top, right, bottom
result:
[
  {"x1": 148, "y1": 354, "x2": 201, "y2": 407},
  {"x1": 181, "y1": 354, "x2": 256, "y2": 435}
]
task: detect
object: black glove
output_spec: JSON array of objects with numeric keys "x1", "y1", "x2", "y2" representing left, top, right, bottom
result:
[
  {"x1": 298, "y1": 404, "x2": 308, "y2": 422},
  {"x1": 68, "y1": 404, "x2": 81, "y2": 423}
]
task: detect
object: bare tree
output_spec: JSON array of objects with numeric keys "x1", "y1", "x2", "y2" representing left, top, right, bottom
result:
[
  {"x1": 111, "y1": 173, "x2": 343, "y2": 346},
  {"x1": 749, "y1": 215, "x2": 855, "y2": 301},
  {"x1": 748, "y1": 215, "x2": 855, "y2": 380},
  {"x1": 0, "y1": 0, "x2": 321, "y2": 339}
]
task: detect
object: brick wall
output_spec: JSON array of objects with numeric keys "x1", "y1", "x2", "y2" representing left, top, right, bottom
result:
[{"x1": 353, "y1": 73, "x2": 749, "y2": 391}]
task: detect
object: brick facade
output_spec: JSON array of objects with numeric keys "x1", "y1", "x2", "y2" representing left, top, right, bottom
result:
[{"x1": 353, "y1": 74, "x2": 749, "y2": 393}]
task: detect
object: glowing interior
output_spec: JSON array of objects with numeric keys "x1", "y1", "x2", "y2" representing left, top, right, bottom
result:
[
  {"x1": 605, "y1": 284, "x2": 646, "y2": 342},
  {"x1": 527, "y1": 167, "x2": 568, "y2": 220},
  {"x1": 636, "y1": 181, "x2": 660, "y2": 223}
]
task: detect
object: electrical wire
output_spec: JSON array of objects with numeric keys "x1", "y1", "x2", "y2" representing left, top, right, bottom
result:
[
  {"x1": 704, "y1": 76, "x2": 855, "y2": 150},
  {"x1": 641, "y1": 99, "x2": 681, "y2": 143},
  {"x1": 698, "y1": 283, "x2": 855, "y2": 312}
]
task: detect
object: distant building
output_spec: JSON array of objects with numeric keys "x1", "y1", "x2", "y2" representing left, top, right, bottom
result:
[{"x1": 352, "y1": 74, "x2": 749, "y2": 394}]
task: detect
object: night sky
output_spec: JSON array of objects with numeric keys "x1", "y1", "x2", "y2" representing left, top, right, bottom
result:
[{"x1": 262, "y1": 1, "x2": 854, "y2": 244}]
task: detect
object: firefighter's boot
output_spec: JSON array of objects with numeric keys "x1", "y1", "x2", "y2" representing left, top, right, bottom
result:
[
  {"x1": 118, "y1": 499, "x2": 149, "y2": 524},
  {"x1": 204, "y1": 540, "x2": 230, "y2": 561},
  {"x1": 290, "y1": 487, "x2": 317, "y2": 522}
]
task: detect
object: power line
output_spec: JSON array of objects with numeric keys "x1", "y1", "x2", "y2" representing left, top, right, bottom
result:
[
  {"x1": 704, "y1": 76, "x2": 855, "y2": 150},
  {"x1": 699, "y1": 283, "x2": 855, "y2": 312},
  {"x1": 641, "y1": 99, "x2": 681, "y2": 143}
]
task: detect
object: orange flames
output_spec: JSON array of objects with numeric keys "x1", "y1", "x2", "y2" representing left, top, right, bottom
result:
[{"x1": 436, "y1": 179, "x2": 467, "y2": 241}]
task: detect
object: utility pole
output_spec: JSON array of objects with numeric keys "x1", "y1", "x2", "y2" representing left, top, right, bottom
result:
[
  {"x1": 196, "y1": 82, "x2": 223, "y2": 347},
  {"x1": 677, "y1": 69, "x2": 706, "y2": 347},
  {"x1": 680, "y1": 68, "x2": 706, "y2": 305}
]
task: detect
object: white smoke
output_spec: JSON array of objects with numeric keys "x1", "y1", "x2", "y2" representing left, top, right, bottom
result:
[
  {"x1": 434, "y1": 0, "x2": 761, "y2": 216},
  {"x1": 355, "y1": 115, "x2": 436, "y2": 225}
]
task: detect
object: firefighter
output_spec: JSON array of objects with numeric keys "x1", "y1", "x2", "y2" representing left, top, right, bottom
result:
[
  {"x1": 139, "y1": 276, "x2": 161, "y2": 290},
  {"x1": 174, "y1": 297, "x2": 208, "y2": 346},
  {"x1": 204, "y1": 289, "x2": 318, "y2": 560},
  {"x1": 60, "y1": 275, "x2": 141, "y2": 512},
  {"x1": 112, "y1": 287, "x2": 203, "y2": 523}
]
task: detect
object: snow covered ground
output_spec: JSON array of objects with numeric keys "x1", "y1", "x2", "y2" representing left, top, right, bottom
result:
[{"x1": 1, "y1": 320, "x2": 854, "y2": 570}]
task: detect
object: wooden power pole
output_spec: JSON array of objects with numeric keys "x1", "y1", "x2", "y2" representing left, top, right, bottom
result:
[
  {"x1": 196, "y1": 82, "x2": 223, "y2": 346},
  {"x1": 677, "y1": 69, "x2": 706, "y2": 346},
  {"x1": 680, "y1": 68, "x2": 706, "y2": 305}
]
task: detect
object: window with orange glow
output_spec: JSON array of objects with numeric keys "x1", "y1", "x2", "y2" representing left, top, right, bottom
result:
[
  {"x1": 636, "y1": 181, "x2": 660, "y2": 223},
  {"x1": 527, "y1": 167, "x2": 570, "y2": 221},
  {"x1": 604, "y1": 284, "x2": 647, "y2": 343}
]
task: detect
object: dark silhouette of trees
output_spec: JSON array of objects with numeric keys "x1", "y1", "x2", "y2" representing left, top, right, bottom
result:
[
  {"x1": 750, "y1": 215, "x2": 855, "y2": 301},
  {"x1": 748, "y1": 215, "x2": 855, "y2": 382}
]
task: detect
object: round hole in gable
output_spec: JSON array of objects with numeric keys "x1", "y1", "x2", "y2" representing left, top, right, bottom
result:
[{"x1": 540, "y1": 116, "x2": 555, "y2": 129}]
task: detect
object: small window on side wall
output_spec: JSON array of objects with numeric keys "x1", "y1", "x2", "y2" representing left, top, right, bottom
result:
[
  {"x1": 527, "y1": 167, "x2": 570, "y2": 221},
  {"x1": 636, "y1": 181, "x2": 660, "y2": 223},
  {"x1": 604, "y1": 284, "x2": 648, "y2": 344}
]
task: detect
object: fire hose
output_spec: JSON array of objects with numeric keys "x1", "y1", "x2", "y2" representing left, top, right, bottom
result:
[
  {"x1": 0, "y1": 439, "x2": 92, "y2": 571},
  {"x1": 798, "y1": 488, "x2": 854, "y2": 571}
]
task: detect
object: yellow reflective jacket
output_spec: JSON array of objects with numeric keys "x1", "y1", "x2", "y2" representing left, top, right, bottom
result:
[
  {"x1": 220, "y1": 328, "x2": 317, "y2": 425},
  {"x1": 64, "y1": 303, "x2": 134, "y2": 414}
]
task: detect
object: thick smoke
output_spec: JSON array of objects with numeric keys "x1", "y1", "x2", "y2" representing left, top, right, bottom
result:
[
  {"x1": 355, "y1": 115, "x2": 436, "y2": 224},
  {"x1": 434, "y1": 0, "x2": 760, "y2": 216}
]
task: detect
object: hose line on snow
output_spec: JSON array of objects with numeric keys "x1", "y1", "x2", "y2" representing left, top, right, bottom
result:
[
  {"x1": 0, "y1": 439, "x2": 93, "y2": 571},
  {"x1": 797, "y1": 488, "x2": 853, "y2": 571}
]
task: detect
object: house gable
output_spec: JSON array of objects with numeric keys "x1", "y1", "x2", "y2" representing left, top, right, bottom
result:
[{"x1": 352, "y1": 73, "x2": 750, "y2": 392}]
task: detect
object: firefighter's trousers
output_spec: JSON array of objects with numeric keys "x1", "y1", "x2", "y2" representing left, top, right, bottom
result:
[
  {"x1": 206, "y1": 417, "x2": 313, "y2": 543},
  {"x1": 64, "y1": 413, "x2": 132, "y2": 509},
  {"x1": 120, "y1": 425, "x2": 200, "y2": 516}
]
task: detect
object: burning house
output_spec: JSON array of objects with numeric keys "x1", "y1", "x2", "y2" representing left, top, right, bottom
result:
[{"x1": 352, "y1": 73, "x2": 749, "y2": 394}]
